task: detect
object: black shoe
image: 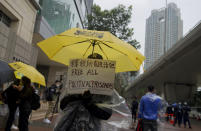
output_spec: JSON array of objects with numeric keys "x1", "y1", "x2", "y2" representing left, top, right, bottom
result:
[{"x1": 189, "y1": 126, "x2": 192, "y2": 129}]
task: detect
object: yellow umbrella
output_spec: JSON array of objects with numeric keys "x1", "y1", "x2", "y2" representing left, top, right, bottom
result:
[
  {"x1": 37, "y1": 28, "x2": 145, "y2": 72},
  {"x1": 9, "y1": 62, "x2": 46, "y2": 86}
]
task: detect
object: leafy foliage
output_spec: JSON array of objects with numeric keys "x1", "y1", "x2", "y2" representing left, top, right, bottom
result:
[{"x1": 85, "y1": 4, "x2": 140, "y2": 49}]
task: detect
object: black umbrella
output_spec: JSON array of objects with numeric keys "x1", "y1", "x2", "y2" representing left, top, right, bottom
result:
[{"x1": 0, "y1": 60, "x2": 15, "y2": 85}]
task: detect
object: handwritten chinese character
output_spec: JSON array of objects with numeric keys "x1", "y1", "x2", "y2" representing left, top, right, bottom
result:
[
  {"x1": 71, "y1": 59, "x2": 79, "y2": 67},
  {"x1": 87, "y1": 60, "x2": 93, "y2": 67},
  {"x1": 80, "y1": 60, "x2": 86, "y2": 67},
  {"x1": 109, "y1": 63, "x2": 115, "y2": 68},
  {"x1": 103, "y1": 62, "x2": 109, "y2": 68}
]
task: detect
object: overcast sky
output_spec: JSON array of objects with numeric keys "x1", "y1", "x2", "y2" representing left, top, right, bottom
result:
[{"x1": 94, "y1": 0, "x2": 201, "y2": 55}]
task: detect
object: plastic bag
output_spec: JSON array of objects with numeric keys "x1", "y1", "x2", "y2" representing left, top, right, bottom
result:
[
  {"x1": 54, "y1": 101, "x2": 101, "y2": 131},
  {"x1": 98, "y1": 90, "x2": 132, "y2": 130},
  {"x1": 57, "y1": 89, "x2": 131, "y2": 130},
  {"x1": 157, "y1": 98, "x2": 168, "y2": 126}
]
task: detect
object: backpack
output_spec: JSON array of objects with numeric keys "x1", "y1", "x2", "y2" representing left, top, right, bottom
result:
[
  {"x1": 31, "y1": 92, "x2": 41, "y2": 110},
  {"x1": 44, "y1": 87, "x2": 53, "y2": 101},
  {"x1": 44, "y1": 86, "x2": 56, "y2": 101}
]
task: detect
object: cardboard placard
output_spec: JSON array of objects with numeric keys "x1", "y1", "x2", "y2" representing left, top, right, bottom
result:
[{"x1": 66, "y1": 59, "x2": 116, "y2": 95}]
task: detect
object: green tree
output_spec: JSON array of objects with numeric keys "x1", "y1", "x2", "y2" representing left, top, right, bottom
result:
[{"x1": 86, "y1": 4, "x2": 140, "y2": 49}]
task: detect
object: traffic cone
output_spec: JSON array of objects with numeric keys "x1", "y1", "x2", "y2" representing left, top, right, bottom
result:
[{"x1": 169, "y1": 114, "x2": 174, "y2": 124}]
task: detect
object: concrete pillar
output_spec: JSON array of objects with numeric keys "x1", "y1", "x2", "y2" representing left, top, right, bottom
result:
[{"x1": 164, "y1": 83, "x2": 196, "y2": 103}]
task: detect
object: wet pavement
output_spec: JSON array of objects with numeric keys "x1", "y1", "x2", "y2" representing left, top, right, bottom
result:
[
  {"x1": 29, "y1": 118, "x2": 201, "y2": 131},
  {"x1": 1, "y1": 112, "x2": 201, "y2": 131},
  {"x1": 158, "y1": 119, "x2": 201, "y2": 131}
]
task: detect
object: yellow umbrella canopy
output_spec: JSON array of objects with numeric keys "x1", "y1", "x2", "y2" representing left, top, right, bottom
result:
[
  {"x1": 9, "y1": 62, "x2": 46, "y2": 86},
  {"x1": 37, "y1": 28, "x2": 145, "y2": 72}
]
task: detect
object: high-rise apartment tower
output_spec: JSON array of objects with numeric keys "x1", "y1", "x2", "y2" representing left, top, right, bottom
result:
[{"x1": 145, "y1": 3, "x2": 183, "y2": 69}]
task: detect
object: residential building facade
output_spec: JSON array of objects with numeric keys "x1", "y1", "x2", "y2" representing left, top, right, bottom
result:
[{"x1": 145, "y1": 3, "x2": 183, "y2": 69}]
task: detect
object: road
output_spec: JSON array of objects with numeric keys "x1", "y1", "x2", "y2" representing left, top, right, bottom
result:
[
  {"x1": 1, "y1": 103, "x2": 201, "y2": 131},
  {"x1": 27, "y1": 118, "x2": 201, "y2": 131},
  {"x1": 1, "y1": 116, "x2": 201, "y2": 131}
]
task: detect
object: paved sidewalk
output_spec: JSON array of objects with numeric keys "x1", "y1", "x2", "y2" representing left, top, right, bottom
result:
[
  {"x1": 1, "y1": 102, "x2": 201, "y2": 131},
  {"x1": 158, "y1": 119, "x2": 201, "y2": 131},
  {"x1": 1, "y1": 118, "x2": 201, "y2": 131}
]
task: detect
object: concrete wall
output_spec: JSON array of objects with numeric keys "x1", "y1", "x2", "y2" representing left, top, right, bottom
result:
[
  {"x1": 0, "y1": 22, "x2": 38, "y2": 66},
  {"x1": 0, "y1": 0, "x2": 37, "y2": 43},
  {"x1": 164, "y1": 83, "x2": 196, "y2": 103},
  {"x1": 0, "y1": 22, "x2": 9, "y2": 60},
  {"x1": 47, "y1": 66, "x2": 68, "y2": 87}
]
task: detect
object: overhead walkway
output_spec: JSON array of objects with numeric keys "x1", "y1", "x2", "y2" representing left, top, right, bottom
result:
[{"x1": 126, "y1": 20, "x2": 201, "y2": 102}]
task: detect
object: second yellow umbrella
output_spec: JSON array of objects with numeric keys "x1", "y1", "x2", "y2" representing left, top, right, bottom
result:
[{"x1": 9, "y1": 62, "x2": 46, "y2": 86}]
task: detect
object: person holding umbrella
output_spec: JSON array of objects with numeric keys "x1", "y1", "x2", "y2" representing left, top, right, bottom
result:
[
  {"x1": 37, "y1": 28, "x2": 145, "y2": 131},
  {"x1": 15, "y1": 76, "x2": 34, "y2": 131}
]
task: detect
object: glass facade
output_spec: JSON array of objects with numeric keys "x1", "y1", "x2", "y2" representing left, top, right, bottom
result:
[{"x1": 39, "y1": 0, "x2": 83, "y2": 34}]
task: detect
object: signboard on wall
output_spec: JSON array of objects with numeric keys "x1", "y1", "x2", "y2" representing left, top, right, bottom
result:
[{"x1": 66, "y1": 59, "x2": 116, "y2": 96}]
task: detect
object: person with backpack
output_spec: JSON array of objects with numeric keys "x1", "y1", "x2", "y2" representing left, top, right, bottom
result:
[
  {"x1": 2, "y1": 79, "x2": 20, "y2": 131},
  {"x1": 43, "y1": 80, "x2": 61, "y2": 124},
  {"x1": 15, "y1": 76, "x2": 34, "y2": 131}
]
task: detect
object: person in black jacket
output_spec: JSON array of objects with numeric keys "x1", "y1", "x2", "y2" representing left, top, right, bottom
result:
[
  {"x1": 3, "y1": 79, "x2": 20, "y2": 131},
  {"x1": 131, "y1": 96, "x2": 138, "y2": 123},
  {"x1": 173, "y1": 102, "x2": 183, "y2": 127},
  {"x1": 43, "y1": 80, "x2": 61, "y2": 124},
  {"x1": 16, "y1": 76, "x2": 34, "y2": 131},
  {"x1": 183, "y1": 102, "x2": 192, "y2": 128}
]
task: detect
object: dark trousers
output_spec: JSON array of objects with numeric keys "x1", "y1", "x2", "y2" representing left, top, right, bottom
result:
[
  {"x1": 174, "y1": 114, "x2": 182, "y2": 127},
  {"x1": 5, "y1": 104, "x2": 17, "y2": 131},
  {"x1": 142, "y1": 119, "x2": 157, "y2": 131},
  {"x1": 18, "y1": 104, "x2": 31, "y2": 131},
  {"x1": 184, "y1": 116, "x2": 191, "y2": 128},
  {"x1": 132, "y1": 111, "x2": 137, "y2": 122}
]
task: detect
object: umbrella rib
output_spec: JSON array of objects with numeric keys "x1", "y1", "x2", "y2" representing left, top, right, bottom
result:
[
  {"x1": 99, "y1": 41, "x2": 128, "y2": 56},
  {"x1": 83, "y1": 43, "x2": 92, "y2": 58},
  {"x1": 97, "y1": 43, "x2": 109, "y2": 60},
  {"x1": 50, "y1": 39, "x2": 91, "y2": 58},
  {"x1": 58, "y1": 34, "x2": 113, "y2": 43},
  {"x1": 62, "y1": 40, "x2": 91, "y2": 47}
]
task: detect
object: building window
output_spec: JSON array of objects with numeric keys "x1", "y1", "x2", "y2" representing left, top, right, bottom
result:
[{"x1": 0, "y1": 10, "x2": 11, "y2": 27}]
